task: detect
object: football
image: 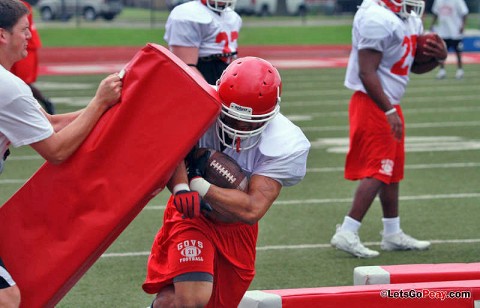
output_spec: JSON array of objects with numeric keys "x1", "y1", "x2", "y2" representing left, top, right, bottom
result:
[
  {"x1": 192, "y1": 148, "x2": 249, "y2": 192},
  {"x1": 415, "y1": 33, "x2": 442, "y2": 64}
]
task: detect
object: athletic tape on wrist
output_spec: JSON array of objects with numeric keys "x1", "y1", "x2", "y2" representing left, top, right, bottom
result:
[
  {"x1": 385, "y1": 108, "x2": 397, "y2": 116},
  {"x1": 173, "y1": 183, "x2": 190, "y2": 195},
  {"x1": 190, "y1": 177, "x2": 211, "y2": 197}
]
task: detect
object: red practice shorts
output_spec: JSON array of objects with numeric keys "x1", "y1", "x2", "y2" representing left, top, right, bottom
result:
[
  {"x1": 143, "y1": 196, "x2": 257, "y2": 307},
  {"x1": 345, "y1": 91, "x2": 405, "y2": 184},
  {"x1": 10, "y1": 48, "x2": 38, "y2": 84}
]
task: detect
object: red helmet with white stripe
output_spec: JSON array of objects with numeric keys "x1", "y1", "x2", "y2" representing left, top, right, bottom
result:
[
  {"x1": 380, "y1": 0, "x2": 425, "y2": 19},
  {"x1": 201, "y1": 0, "x2": 236, "y2": 12},
  {"x1": 216, "y1": 57, "x2": 281, "y2": 151}
]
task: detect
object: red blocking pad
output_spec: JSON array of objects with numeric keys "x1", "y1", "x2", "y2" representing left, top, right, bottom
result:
[
  {"x1": 354, "y1": 263, "x2": 480, "y2": 285},
  {"x1": 240, "y1": 280, "x2": 480, "y2": 308},
  {"x1": 0, "y1": 44, "x2": 220, "y2": 308}
]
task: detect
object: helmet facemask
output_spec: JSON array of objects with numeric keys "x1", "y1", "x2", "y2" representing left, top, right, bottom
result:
[
  {"x1": 205, "y1": 0, "x2": 237, "y2": 12},
  {"x1": 216, "y1": 101, "x2": 280, "y2": 151},
  {"x1": 380, "y1": 0, "x2": 425, "y2": 19}
]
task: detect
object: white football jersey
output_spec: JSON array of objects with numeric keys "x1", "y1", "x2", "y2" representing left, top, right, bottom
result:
[
  {"x1": 432, "y1": 0, "x2": 469, "y2": 39},
  {"x1": 0, "y1": 65, "x2": 53, "y2": 174},
  {"x1": 344, "y1": 0, "x2": 423, "y2": 105},
  {"x1": 198, "y1": 113, "x2": 311, "y2": 187},
  {"x1": 164, "y1": 0, "x2": 242, "y2": 58}
]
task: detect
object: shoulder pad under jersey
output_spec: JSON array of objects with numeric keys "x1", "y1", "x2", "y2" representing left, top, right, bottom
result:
[
  {"x1": 169, "y1": 1, "x2": 213, "y2": 24},
  {"x1": 258, "y1": 113, "x2": 310, "y2": 158},
  {"x1": 359, "y1": 5, "x2": 401, "y2": 40}
]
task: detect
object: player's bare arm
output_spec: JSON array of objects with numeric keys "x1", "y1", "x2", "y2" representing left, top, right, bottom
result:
[
  {"x1": 167, "y1": 160, "x2": 189, "y2": 192},
  {"x1": 358, "y1": 48, "x2": 403, "y2": 140},
  {"x1": 170, "y1": 45, "x2": 204, "y2": 78},
  {"x1": 42, "y1": 109, "x2": 82, "y2": 132},
  {"x1": 204, "y1": 174, "x2": 282, "y2": 225},
  {"x1": 30, "y1": 73, "x2": 122, "y2": 164}
]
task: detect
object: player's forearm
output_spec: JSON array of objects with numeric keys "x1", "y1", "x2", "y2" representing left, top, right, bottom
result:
[
  {"x1": 204, "y1": 186, "x2": 265, "y2": 225},
  {"x1": 461, "y1": 15, "x2": 467, "y2": 33},
  {"x1": 48, "y1": 109, "x2": 83, "y2": 132},
  {"x1": 167, "y1": 161, "x2": 189, "y2": 194},
  {"x1": 38, "y1": 99, "x2": 108, "y2": 164},
  {"x1": 411, "y1": 58, "x2": 441, "y2": 74},
  {"x1": 360, "y1": 72, "x2": 393, "y2": 112},
  {"x1": 358, "y1": 49, "x2": 393, "y2": 111}
]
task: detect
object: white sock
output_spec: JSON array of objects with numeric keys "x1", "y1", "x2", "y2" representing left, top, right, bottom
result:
[
  {"x1": 340, "y1": 216, "x2": 361, "y2": 233},
  {"x1": 382, "y1": 217, "x2": 401, "y2": 236}
]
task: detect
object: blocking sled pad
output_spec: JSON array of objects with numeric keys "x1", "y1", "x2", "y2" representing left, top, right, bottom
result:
[{"x1": 0, "y1": 44, "x2": 221, "y2": 308}]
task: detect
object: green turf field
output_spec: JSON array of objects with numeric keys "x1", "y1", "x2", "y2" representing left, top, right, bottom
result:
[
  {"x1": 35, "y1": 9, "x2": 355, "y2": 46},
  {"x1": 34, "y1": 10, "x2": 479, "y2": 47},
  {"x1": 1, "y1": 63, "x2": 479, "y2": 306},
  {"x1": 37, "y1": 24, "x2": 353, "y2": 46}
]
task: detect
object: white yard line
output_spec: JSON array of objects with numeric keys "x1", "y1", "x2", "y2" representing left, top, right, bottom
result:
[
  {"x1": 101, "y1": 238, "x2": 480, "y2": 258},
  {"x1": 308, "y1": 162, "x2": 480, "y2": 173},
  {"x1": 303, "y1": 121, "x2": 480, "y2": 132},
  {"x1": 142, "y1": 192, "x2": 480, "y2": 210},
  {"x1": 2, "y1": 162, "x2": 480, "y2": 184}
]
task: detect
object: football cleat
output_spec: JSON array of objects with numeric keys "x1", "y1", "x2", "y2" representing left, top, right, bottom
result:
[
  {"x1": 381, "y1": 231, "x2": 431, "y2": 251},
  {"x1": 455, "y1": 69, "x2": 464, "y2": 80},
  {"x1": 436, "y1": 69, "x2": 446, "y2": 79},
  {"x1": 331, "y1": 225, "x2": 380, "y2": 258}
]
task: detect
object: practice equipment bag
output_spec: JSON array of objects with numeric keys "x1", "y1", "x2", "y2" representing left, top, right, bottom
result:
[{"x1": 0, "y1": 44, "x2": 221, "y2": 308}]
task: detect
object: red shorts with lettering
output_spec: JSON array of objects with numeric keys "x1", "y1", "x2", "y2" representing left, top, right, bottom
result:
[
  {"x1": 345, "y1": 91, "x2": 405, "y2": 184},
  {"x1": 143, "y1": 196, "x2": 257, "y2": 307},
  {"x1": 10, "y1": 48, "x2": 38, "y2": 84}
]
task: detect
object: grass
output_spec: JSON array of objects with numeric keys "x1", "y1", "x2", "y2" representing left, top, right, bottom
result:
[
  {"x1": 37, "y1": 25, "x2": 353, "y2": 47},
  {"x1": 34, "y1": 7, "x2": 355, "y2": 46},
  {"x1": 2, "y1": 63, "x2": 479, "y2": 306},
  {"x1": 33, "y1": 8, "x2": 480, "y2": 47}
]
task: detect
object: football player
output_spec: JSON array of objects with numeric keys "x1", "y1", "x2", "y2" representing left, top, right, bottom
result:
[
  {"x1": 0, "y1": 1, "x2": 122, "y2": 305},
  {"x1": 430, "y1": 0, "x2": 469, "y2": 79},
  {"x1": 330, "y1": 0, "x2": 447, "y2": 258},
  {"x1": 164, "y1": 0, "x2": 242, "y2": 84},
  {"x1": 10, "y1": 0, "x2": 55, "y2": 114},
  {"x1": 142, "y1": 57, "x2": 311, "y2": 307}
]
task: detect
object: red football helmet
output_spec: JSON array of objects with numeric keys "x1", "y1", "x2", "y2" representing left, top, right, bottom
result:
[
  {"x1": 216, "y1": 57, "x2": 281, "y2": 151},
  {"x1": 380, "y1": 0, "x2": 425, "y2": 19},
  {"x1": 201, "y1": 0, "x2": 236, "y2": 12}
]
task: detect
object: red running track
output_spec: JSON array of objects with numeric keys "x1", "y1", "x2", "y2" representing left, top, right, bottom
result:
[{"x1": 38, "y1": 45, "x2": 480, "y2": 75}]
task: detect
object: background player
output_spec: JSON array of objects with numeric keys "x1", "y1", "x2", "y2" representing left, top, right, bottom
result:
[
  {"x1": 10, "y1": 0, "x2": 55, "y2": 114},
  {"x1": 430, "y1": 0, "x2": 469, "y2": 79},
  {"x1": 164, "y1": 0, "x2": 242, "y2": 84},
  {"x1": 142, "y1": 57, "x2": 311, "y2": 307},
  {"x1": 330, "y1": 0, "x2": 447, "y2": 258},
  {"x1": 1, "y1": 0, "x2": 122, "y2": 305}
]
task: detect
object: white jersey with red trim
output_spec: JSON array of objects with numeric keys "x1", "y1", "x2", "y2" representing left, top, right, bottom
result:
[
  {"x1": 432, "y1": 0, "x2": 469, "y2": 40},
  {"x1": 198, "y1": 113, "x2": 310, "y2": 187},
  {"x1": 344, "y1": 0, "x2": 423, "y2": 105},
  {"x1": 164, "y1": 0, "x2": 242, "y2": 59}
]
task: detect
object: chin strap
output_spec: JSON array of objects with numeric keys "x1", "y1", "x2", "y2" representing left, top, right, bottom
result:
[{"x1": 235, "y1": 137, "x2": 241, "y2": 152}]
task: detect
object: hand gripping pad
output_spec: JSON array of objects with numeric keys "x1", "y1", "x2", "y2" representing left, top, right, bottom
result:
[{"x1": 0, "y1": 44, "x2": 221, "y2": 308}]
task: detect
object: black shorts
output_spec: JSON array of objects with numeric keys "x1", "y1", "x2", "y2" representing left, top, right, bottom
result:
[
  {"x1": 0, "y1": 257, "x2": 16, "y2": 289},
  {"x1": 443, "y1": 39, "x2": 463, "y2": 52},
  {"x1": 196, "y1": 58, "x2": 229, "y2": 85}
]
